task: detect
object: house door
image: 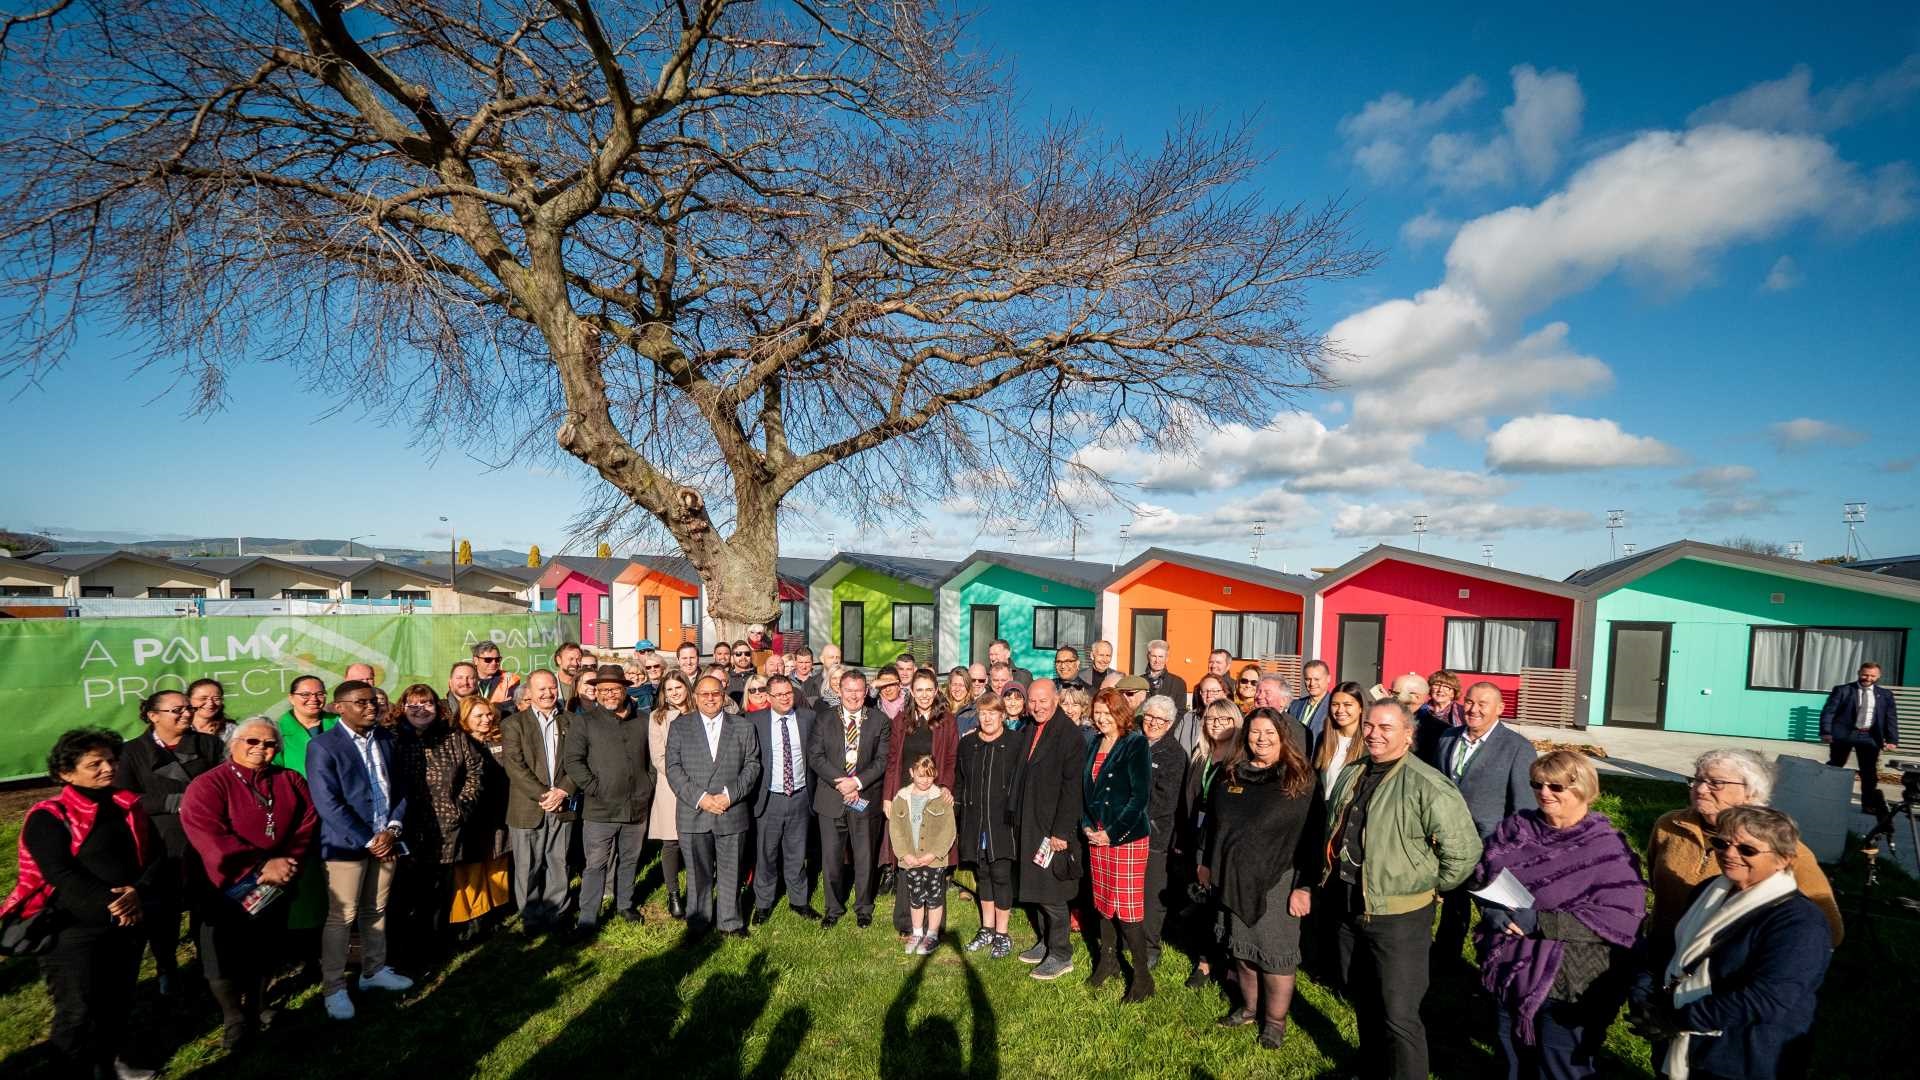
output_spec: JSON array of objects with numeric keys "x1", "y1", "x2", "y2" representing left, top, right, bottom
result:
[
  {"x1": 644, "y1": 596, "x2": 661, "y2": 644},
  {"x1": 1337, "y1": 615, "x2": 1385, "y2": 688},
  {"x1": 841, "y1": 601, "x2": 866, "y2": 667},
  {"x1": 970, "y1": 606, "x2": 999, "y2": 666},
  {"x1": 1129, "y1": 610, "x2": 1167, "y2": 675},
  {"x1": 597, "y1": 594, "x2": 612, "y2": 648},
  {"x1": 1606, "y1": 622, "x2": 1670, "y2": 729}
]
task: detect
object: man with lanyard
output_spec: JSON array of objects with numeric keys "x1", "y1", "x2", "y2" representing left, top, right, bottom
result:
[
  {"x1": 809, "y1": 669, "x2": 890, "y2": 928},
  {"x1": 304, "y1": 680, "x2": 414, "y2": 1020},
  {"x1": 749, "y1": 675, "x2": 819, "y2": 923},
  {"x1": 500, "y1": 669, "x2": 579, "y2": 932},
  {"x1": 1323, "y1": 701, "x2": 1480, "y2": 1080}
]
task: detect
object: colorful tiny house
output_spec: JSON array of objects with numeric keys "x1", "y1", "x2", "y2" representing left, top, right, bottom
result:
[
  {"x1": 776, "y1": 558, "x2": 825, "y2": 654},
  {"x1": 1100, "y1": 548, "x2": 1313, "y2": 690},
  {"x1": 1309, "y1": 545, "x2": 1583, "y2": 698},
  {"x1": 1570, "y1": 541, "x2": 1920, "y2": 740},
  {"x1": 805, "y1": 553, "x2": 955, "y2": 669},
  {"x1": 537, "y1": 556, "x2": 632, "y2": 649},
  {"x1": 612, "y1": 556, "x2": 701, "y2": 652},
  {"x1": 935, "y1": 552, "x2": 1109, "y2": 671}
]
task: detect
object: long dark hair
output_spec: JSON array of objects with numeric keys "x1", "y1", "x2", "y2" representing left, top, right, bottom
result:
[
  {"x1": 1228, "y1": 706, "x2": 1312, "y2": 797},
  {"x1": 902, "y1": 670, "x2": 950, "y2": 735},
  {"x1": 652, "y1": 672, "x2": 696, "y2": 725},
  {"x1": 1314, "y1": 681, "x2": 1369, "y2": 772}
]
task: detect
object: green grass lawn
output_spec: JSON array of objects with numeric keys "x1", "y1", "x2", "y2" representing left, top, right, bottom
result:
[{"x1": 1, "y1": 776, "x2": 1914, "y2": 1078}]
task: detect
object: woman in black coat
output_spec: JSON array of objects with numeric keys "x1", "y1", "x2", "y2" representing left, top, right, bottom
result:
[
  {"x1": 114, "y1": 689, "x2": 225, "y2": 995},
  {"x1": 1, "y1": 728, "x2": 165, "y2": 1079},
  {"x1": 1010, "y1": 679, "x2": 1084, "y2": 981},
  {"x1": 955, "y1": 693, "x2": 1020, "y2": 958}
]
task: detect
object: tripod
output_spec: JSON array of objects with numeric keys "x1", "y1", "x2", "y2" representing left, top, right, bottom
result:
[{"x1": 1856, "y1": 794, "x2": 1920, "y2": 947}]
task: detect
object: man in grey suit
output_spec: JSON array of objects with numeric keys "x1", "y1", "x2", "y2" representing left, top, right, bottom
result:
[
  {"x1": 748, "y1": 675, "x2": 819, "y2": 923},
  {"x1": 666, "y1": 675, "x2": 762, "y2": 938},
  {"x1": 1429, "y1": 680, "x2": 1536, "y2": 966},
  {"x1": 809, "y1": 668, "x2": 891, "y2": 928}
]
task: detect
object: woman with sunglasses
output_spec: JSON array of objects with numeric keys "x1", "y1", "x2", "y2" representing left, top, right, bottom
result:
[
  {"x1": 1644, "y1": 749, "x2": 1842, "y2": 951},
  {"x1": 1630, "y1": 805, "x2": 1833, "y2": 1080},
  {"x1": 114, "y1": 691, "x2": 226, "y2": 997},
  {"x1": 181, "y1": 717, "x2": 320, "y2": 1048},
  {"x1": 1469, "y1": 751, "x2": 1645, "y2": 1080},
  {"x1": 1231, "y1": 667, "x2": 1260, "y2": 716}
]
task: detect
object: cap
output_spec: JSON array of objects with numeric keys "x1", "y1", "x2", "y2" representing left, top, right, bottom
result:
[
  {"x1": 1115, "y1": 674, "x2": 1150, "y2": 692},
  {"x1": 633, "y1": 640, "x2": 657, "y2": 652}
]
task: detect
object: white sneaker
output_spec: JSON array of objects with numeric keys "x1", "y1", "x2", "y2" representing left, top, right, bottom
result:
[
  {"x1": 112, "y1": 1060, "x2": 158, "y2": 1080},
  {"x1": 358, "y1": 966, "x2": 415, "y2": 992},
  {"x1": 323, "y1": 989, "x2": 355, "y2": 1021},
  {"x1": 902, "y1": 932, "x2": 924, "y2": 955}
]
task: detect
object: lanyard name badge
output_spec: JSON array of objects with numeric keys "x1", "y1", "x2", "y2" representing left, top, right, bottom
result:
[{"x1": 232, "y1": 765, "x2": 276, "y2": 840}]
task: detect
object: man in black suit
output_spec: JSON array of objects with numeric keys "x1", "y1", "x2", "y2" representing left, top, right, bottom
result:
[
  {"x1": 1821, "y1": 660, "x2": 1901, "y2": 804},
  {"x1": 1011, "y1": 679, "x2": 1085, "y2": 981},
  {"x1": 748, "y1": 675, "x2": 819, "y2": 923},
  {"x1": 809, "y1": 668, "x2": 891, "y2": 927},
  {"x1": 1429, "y1": 681, "x2": 1535, "y2": 966},
  {"x1": 1287, "y1": 659, "x2": 1333, "y2": 753}
]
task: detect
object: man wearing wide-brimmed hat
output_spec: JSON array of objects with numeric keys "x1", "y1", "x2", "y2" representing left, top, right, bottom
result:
[{"x1": 560, "y1": 664, "x2": 655, "y2": 936}]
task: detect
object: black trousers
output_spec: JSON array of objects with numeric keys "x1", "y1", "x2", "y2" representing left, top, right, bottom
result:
[
  {"x1": 1432, "y1": 883, "x2": 1473, "y2": 964},
  {"x1": 819, "y1": 811, "x2": 880, "y2": 919},
  {"x1": 1143, "y1": 844, "x2": 1171, "y2": 953},
  {"x1": 1029, "y1": 900, "x2": 1071, "y2": 961},
  {"x1": 1495, "y1": 996, "x2": 1604, "y2": 1080},
  {"x1": 1828, "y1": 736, "x2": 1882, "y2": 804},
  {"x1": 40, "y1": 924, "x2": 141, "y2": 1070},
  {"x1": 390, "y1": 858, "x2": 456, "y2": 967},
  {"x1": 1336, "y1": 893, "x2": 1434, "y2": 1080},
  {"x1": 754, "y1": 791, "x2": 812, "y2": 910}
]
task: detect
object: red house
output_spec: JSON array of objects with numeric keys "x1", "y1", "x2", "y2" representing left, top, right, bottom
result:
[
  {"x1": 1309, "y1": 546, "x2": 1584, "y2": 700},
  {"x1": 536, "y1": 556, "x2": 634, "y2": 649}
]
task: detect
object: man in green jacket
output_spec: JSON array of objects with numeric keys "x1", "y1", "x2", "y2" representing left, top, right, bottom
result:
[{"x1": 1323, "y1": 699, "x2": 1481, "y2": 1080}]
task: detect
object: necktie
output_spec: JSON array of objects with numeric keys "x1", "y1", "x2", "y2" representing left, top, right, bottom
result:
[
  {"x1": 844, "y1": 712, "x2": 859, "y2": 774},
  {"x1": 780, "y1": 716, "x2": 795, "y2": 796}
]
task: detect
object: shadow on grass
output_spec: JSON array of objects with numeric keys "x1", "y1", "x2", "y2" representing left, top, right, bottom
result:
[{"x1": 879, "y1": 948, "x2": 998, "y2": 1080}]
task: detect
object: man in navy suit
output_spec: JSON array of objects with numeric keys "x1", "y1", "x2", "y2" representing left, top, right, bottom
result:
[
  {"x1": 1287, "y1": 659, "x2": 1333, "y2": 753},
  {"x1": 1821, "y1": 661, "x2": 1901, "y2": 804},
  {"x1": 749, "y1": 675, "x2": 819, "y2": 923},
  {"x1": 1429, "y1": 681, "x2": 1535, "y2": 967},
  {"x1": 306, "y1": 680, "x2": 415, "y2": 1021}
]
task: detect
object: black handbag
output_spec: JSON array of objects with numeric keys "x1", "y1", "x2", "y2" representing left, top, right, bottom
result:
[{"x1": 0, "y1": 901, "x2": 59, "y2": 956}]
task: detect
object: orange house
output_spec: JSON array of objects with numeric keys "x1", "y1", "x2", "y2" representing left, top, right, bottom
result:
[
  {"x1": 1100, "y1": 548, "x2": 1315, "y2": 689},
  {"x1": 611, "y1": 556, "x2": 703, "y2": 652}
]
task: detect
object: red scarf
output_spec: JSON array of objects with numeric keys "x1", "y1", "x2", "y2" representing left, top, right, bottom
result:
[{"x1": 0, "y1": 786, "x2": 151, "y2": 921}]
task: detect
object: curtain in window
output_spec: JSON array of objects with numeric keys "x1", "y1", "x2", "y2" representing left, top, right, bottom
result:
[
  {"x1": 1032, "y1": 608, "x2": 1056, "y2": 648},
  {"x1": 1748, "y1": 627, "x2": 1797, "y2": 688},
  {"x1": 1213, "y1": 612, "x2": 1241, "y2": 657},
  {"x1": 1056, "y1": 609, "x2": 1094, "y2": 652},
  {"x1": 1244, "y1": 613, "x2": 1288, "y2": 657},
  {"x1": 1522, "y1": 621, "x2": 1557, "y2": 668},
  {"x1": 1480, "y1": 620, "x2": 1528, "y2": 673},
  {"x1": 893, "y1": 604, "x2": 913, "y2": 639},
  {"x1": 911, "y1": 604, "x2": 936, "y2": 641},
  {"x1": 1444, "y1": 620, "x2": 1479, "y2": 670},
  {"x1": 1798, "y1": 628, "x2": 1903, "y2": 691}
]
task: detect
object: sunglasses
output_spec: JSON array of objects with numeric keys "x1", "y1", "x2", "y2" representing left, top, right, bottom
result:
[
  {"x1": 1238, "y1": 679, "x2": 1260, "y2": 686},
  {"x1": 1528, "y1": 781, "x2": 1570, "y2": 794},
  {"x1": 239, "y1": 737, "x2": 281, "y2": 748},
  {"x1": 1707, "y1": 837, "x2": 1773, "y2": 859}
]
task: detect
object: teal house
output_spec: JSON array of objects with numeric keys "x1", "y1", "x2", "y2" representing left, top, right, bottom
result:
[
  {"x1": 1570, "y1": 541, "x2": 1920, "y2": 740},
  {"x1": 935, "y1": 551, "x2": 1111, "y2": 671},
  {"x1": 805, "y1": 553, "x2": 955, "y2": 669}
]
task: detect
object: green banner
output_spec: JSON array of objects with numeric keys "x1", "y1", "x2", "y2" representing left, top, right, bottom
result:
[{"x1": 0, "y1": 613, "x2": 571, "y2": 782}]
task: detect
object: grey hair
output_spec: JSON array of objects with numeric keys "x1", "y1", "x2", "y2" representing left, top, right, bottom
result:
[
  {"x1": 1693, "y1": 748, "x2": 1774, "y2": 805},
  {"x1": 1142, "y1": 694, "x2": 1178, "y2": 719},
  {"x1": 1258, "y1": 672, "x2": 1293, "y2": 697}
]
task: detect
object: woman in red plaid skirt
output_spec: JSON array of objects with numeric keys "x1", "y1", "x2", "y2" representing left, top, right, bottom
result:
[{"x1": 1081, "y1": 689, "x2": 1156, "y2": 1002}]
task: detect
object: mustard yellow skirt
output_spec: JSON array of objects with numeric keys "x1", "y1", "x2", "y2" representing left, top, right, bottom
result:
[{"x1": 448, "y1": 855, "x2": 512, "y2": 924}]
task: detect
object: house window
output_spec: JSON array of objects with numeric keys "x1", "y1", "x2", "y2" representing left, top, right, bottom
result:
[
  {"x1": 680, "y1": 596, "x2": 701, "y2": 627},
  {"x1": 351, "y1": 590, "x2": 369, "y2": 599},
  {"x1": 0, "y1": 585, "x2": 54, "y2": 597},
  {"x1": 1212, "y1": 612, "x2": 1299, "y2": 659},
  {"x1": 392, "y1": 589, "x2": 429, "y2": 600},
  {"x1": 1444, "y1": 618, "x2": 1558, "y2": 675},
  {"x1": 148, "y1": 588, "x2": 206, "y2": 599},
  {"x1": 780, "y1": 599, "x2": 808, "y2": 635},
  {"x1": 1749, "y1": 626, "x2": 1907, "y2": 692},
  {"x1": 892, "y1": 602, "x2": 935, "y2": 642},
  {"x1": 80, "y1": 586, "x2": 114, "y2": 598},
  {"x1": 1033, "y1": 606, "x2": 1097, "y2": 651},
  {"x1": 282, "y1": 589, "x2": 329, "y2": 600},
  {"x1": 230, "y1": 588, "x2": 255, "y2": 599}
]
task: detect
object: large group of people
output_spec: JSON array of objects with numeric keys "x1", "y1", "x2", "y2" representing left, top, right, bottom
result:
[{"x1": 2, "y1": 633, "x2": 1871, "y2": 1079}]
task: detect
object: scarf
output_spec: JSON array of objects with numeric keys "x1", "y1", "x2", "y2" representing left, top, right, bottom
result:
[
  {"x1": 1474, "y1": 811, "x2": 1646, "y2": 1043},
  {"x1": 1, "y1": 786, "x2": 152, "y2": 920},
  {"x1": 1660, "y1": 870, "x2": 1799, "y2": 1080}
]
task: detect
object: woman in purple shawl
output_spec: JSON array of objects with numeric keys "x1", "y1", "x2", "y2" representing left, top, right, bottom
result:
[{"x1": 1472, "y1": 750, "x2": 1646, "y2": 1080}]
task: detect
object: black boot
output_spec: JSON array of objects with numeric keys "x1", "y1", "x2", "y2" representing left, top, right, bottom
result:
[
  {"x1": 666, "y1": 885, "x2": 686, "y2": 920},
  {"x1": 208, "y1": 979, "x2": 247, "y2": 1050},
  {"x1": 1087, "y1": 918, "x2": 1121, "y2": 989},
  {"x1": 1120, "y1": 920, "x2": 1156, "y2": 1003}
]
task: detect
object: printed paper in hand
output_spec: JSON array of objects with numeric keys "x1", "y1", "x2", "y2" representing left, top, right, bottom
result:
[{"x1": 1469, "y1": 868, "x2": 1536, "y2": 910}]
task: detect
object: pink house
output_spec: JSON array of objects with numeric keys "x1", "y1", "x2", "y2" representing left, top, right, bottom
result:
[{"x1": 537, "y1": 556, "x2": 634, "y2": 649}]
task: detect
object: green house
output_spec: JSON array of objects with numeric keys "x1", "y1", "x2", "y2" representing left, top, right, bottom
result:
[
  {"x1": 1570, "y1": 541, "x2": 1920, "y2": 740},
  {"x1": 805, "y1": 553, "x2": 955, "y2": 669},
  {"x1": 935, "y1": 551, "x2": 1111, "y2": 671}
]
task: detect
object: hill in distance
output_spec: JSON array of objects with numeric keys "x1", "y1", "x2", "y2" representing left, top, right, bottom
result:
[{"x1": 9, "y1": 532, "x2": 532, "y2": 570}]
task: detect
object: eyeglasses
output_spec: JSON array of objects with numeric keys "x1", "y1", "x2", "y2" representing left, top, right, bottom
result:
[
  {"x1": 1689, "y1": 776, "x2": 1747, "y2": 792},
  {"x1": 291, "y1": 691, "x2": 326, "y2": 699},
  {"x1": 152, "y1": 706, "x2": 191, "y2": 716},
  {"x1": 1707, "y1": 837, "x2": 1773, "y2": 859},
  {"x1": 970, "y1": 678, "x2": 987, "y2": 685},
  {"x1": 239, "y1": 737, "x2": 280, "y2": 748},
  {"x1": 339, "y1": 698, "x2": 377, "y2": 708},
  {"x1": 1528, "y1": 780, "x2": 1569, "y2": 794}
]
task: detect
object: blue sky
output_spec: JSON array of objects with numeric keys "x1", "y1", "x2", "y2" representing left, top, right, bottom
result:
[{"x1": 4, "y1": 2, "x2": 1916, "y2": 577}]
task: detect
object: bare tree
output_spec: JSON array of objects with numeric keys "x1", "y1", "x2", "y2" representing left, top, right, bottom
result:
[
  {"x1": 0, "y1": 1, "x2": 1374, "y2": 634},
  {"x1": 1721, "y1": 536, "x2": 1787, "y2": 557}
]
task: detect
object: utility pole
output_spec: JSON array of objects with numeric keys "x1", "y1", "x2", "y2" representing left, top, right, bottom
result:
[
  {"x1": 439, "y1": 516, "x2": 454, "y2": 585},
  {"x1": 1411, "y1": 514, "x2": 1428, "y2": 552},
  {"x1": 1843, "y1": 502, "x2": 1868, "y2": 560},
  {"x1": 1481, "y1": 543, "x2": 1494, "y2": 566},
  {"x1": 1606, "y1": 510, "x2": 1626, "y2": 561}
]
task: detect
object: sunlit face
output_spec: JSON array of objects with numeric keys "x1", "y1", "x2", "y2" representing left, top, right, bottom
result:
[
  {"x1": 946, "y1": 671, "x2": 970, "y2": 701},
  {"x1": 1061, "y1": 696, "x2": 1084, "y2": 722},
  {"x1": 1464, "y1": 686, "x2": 1504, "y2": 737},
  {"x1": 1204, "y1": 710, "x2": 1237, "y2": 741},
  {"x1": 288, "y1": 679, "x2": 327, "y2": 721},
  {"x1": 1055, "y1": 651, "x2": 1080, "y2": 679},
  {"x1": 467, "y1": 707, "x2": 500, "y2": 741},
  {"x1": 1002, "y1": 690, "x2": 1025, "y2": 718},
  {"x1": 1091, "y1": 641, "x2": 1113, "y2": 669},
  {"x1": 1246, "y1": 716, "x2": 1281, "y2": 767},
  {"x1": 733, "y1": 650, "x2": 755, "y2": 672},
  {"x1": 694, "y1": 679, "x2": 728, "y2": 714},
  {"x1": 147, "y1": 692, "x2": 192, "y2": 742},
  {"x1": 1328, "y1": 691, "x2": 1362, "y2": 731},
  {"x1": 1141, "y1": 707, "x2": 1173, "y2": 743},
  {"x1": 878, "y1": 681, "x2": 902, "y2": 702},
  {"x1": 333, "y1": 688, "x2": 380, "y2": 733},
  {"x1": 230, "y1": 725, "x2": 280, "y2": 769},
  {"x1": 976, "y1": 708, "x2": 1005, "y2": 738},
  {"x1": 1208, "y1": 653, "x2": 1231, "y2": 677},
  {"x1": 1255, "y1": 678, "x2": 1290, "y2": 711},
  {"x1": 558, "y1": 648, "x2": 586, "y2": 677},
  {"x1": 989, "y1": 668, "x2": 1011, "y2": 694},
  {"x1": 794, "y1": 653, "x2": 814, "y2": 677},
  {"x1": 1431, "y1": 683, "x2": 1456, "y2": 709},
  {"x1": 911, "y1": 679, "x2": 939, "y2": 711},
  {"x1": 1531, "y1": 773, "x2": 1590, "y2": 822},
  {"x1": 592, "y1": 679, "x2": 629, "y2": 710},
  {"x1": 895, "y1": 657, "x2": 917, "y2": 682},
  {"x1": 447, "y1": 666, "x2": 477, "y2": 698},
  {"x1": 1236, "y1": 670, "x2": 1261, "y2": 698},
  {"x1": 1305, "y1": 666, "x2": 1329, "y2": 698},
  {"x1": 714, "y1": 644, "x2": 732, "y2": 667},
  {"x1": 821, "y1": 645, "x2": 841, "y2": 668},
  {"x1": 768, "y1": 682, "x2": 796, "y2": 712},
  {"x1": 744, "y1": 684, "x2": 770, "y2": 711},
  {"x1": 1392, "y1": 676, "x2": 1429, "y2": 710},
  {"x1": 1688, "y1": 764, "x2": 1753, "y2": 822},
  {"x1": 189, "y1": 684, "x2": 225, "y2": 718},
  {"x1": 664, "y1": 679, "x2": 691, "y2": 709},
  {"x1": 1092, "y1": 702, "x2": 1117, "y2": 739},
  {"x1": 403, "y1": 694, "x2": 439, "y2": 729},
  {"x1": 988, "y1": 642, "x2": 1011, "y2": 665},
  {"x1": 526, "y1": 672, "x2": 560, "y2": 711},
  {"x1": 1147, "y1": 645, "x2": 1168, "y2": 673},
  {"x1": 644, "y1": 661, "x2": 665, "y2": 681},
  {"x1": 61, "y1": 747, "x2": 116, "y2": 789},
  {"x1": 1715, "y1": 827, "x2": 1787, "y2": 891},
  {"x1": 1362, "y1": 707, "x2": 1412, "y2": 761},
  {"x1": 1199, "y1": 677, "x2": 1226, "y2": 706},
  {"x1": 1859, "y1": 665, "x2": 1881, "y2": 687},
  {"x1": 1027, "y1": 682, "x2": 1058, "y2": 723},
  {"x1": 677, "y1": 647, "x2": 699, "y2": 677}
]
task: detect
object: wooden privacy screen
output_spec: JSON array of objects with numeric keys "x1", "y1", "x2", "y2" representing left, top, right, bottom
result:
[{"x1": 1517, "y1": 667, "x2": 1579, "y2": 728}]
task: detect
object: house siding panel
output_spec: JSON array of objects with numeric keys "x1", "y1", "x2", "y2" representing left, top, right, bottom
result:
[
  {"x1": 831, "y1": 567, "x2": 935, "y2": 668},
  {"x1": 953, "y1": 565, "x2": 1099, "y2": 674},
  {"x1": 1113, "y1": 563, "x2": 1306, "y2": 690}
]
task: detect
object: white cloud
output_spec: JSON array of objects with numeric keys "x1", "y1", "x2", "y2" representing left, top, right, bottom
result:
[
  {"x1": 1325, "y1": 286, "x2": 1492, "y2": 384},
  {"x1": 1329, "y1": 500, "x2": 1594, "y2": 539},
  {"x1": 1340, "y1": 76, "x2": 1485, "y2": 182},
  {"x1": 1769, "y1": 417, "x2": 1864, "y2": 448},
  {"x1": 1761, "y1": 255, "x2": 1801, "y2": 292},
  {"x1": 1486, "y1": 414, "x2": 1681, "y2": 472},
  {"x1": 1676, "y1": 465, "x2": 1758, "y2": 492},
  {"x1": 1127, "y1": 489, "x2": 1318, "y2": 547},
  {"x1": 1349, "y1": 322, "x2": 1612, "y2": 431},
  {"x1": 1689, "y1": 56, "x2": 1920, "y2": 133},
  {"x1": 1070, "y1": 411, "x2": 1420, "y2": 495},
  {"x1": 1427, "y1": 65, "x2": 1585, "y2": 191},
  {"x1": 1399, "y1": 210, "x2": 1460, "y2": 248}
]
